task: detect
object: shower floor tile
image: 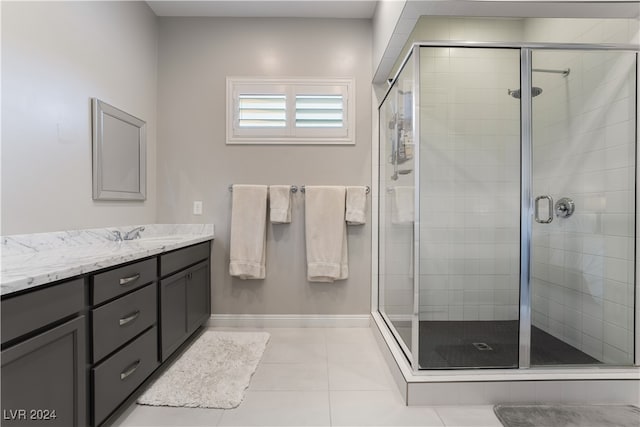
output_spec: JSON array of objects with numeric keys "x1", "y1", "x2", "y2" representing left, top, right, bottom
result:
[{"x1": 418, "y1": 320, "x2": 600, "y2": 369}]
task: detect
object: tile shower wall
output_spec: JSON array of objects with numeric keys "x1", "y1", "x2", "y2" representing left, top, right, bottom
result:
[
  {"x1": 409, "y1": 19, "x2": 524, "y2": 321},
  {"x1": 379, "y1": 17, "x2": 522, "y2": 321},
  {"x1": 525, "y1": 19, "x2": 638, "y2": 365},
  {"x1": 379, "y1": 212, "x2": 415, "y2": 321},
  {"x1": 419, "y1": 46, "x2": 521, "y2": 321}
]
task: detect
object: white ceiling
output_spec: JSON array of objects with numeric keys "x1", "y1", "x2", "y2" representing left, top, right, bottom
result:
[{"x1": 146, "y1": 1, "x2": 378, "y2": 19}]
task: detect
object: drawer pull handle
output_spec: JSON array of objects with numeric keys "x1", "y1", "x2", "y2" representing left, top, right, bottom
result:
[
  {"x1": 119, "y1": 273, "x2": 140, "y2": 286},
  {"x1": 120, "y1": 360, "x2": 141, "y2": 381},
  {"x1": 119, "y1": 310, "x2": 141, "y2": 326}
]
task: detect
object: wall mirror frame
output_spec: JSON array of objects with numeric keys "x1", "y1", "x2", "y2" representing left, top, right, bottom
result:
[{"x1": 92, "y1": 98, "x2": 147, "y2": 201}]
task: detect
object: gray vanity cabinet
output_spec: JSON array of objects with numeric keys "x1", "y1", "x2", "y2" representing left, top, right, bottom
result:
[
  {"x1": 159, "y1": 270, "x2": 188, "y2": 360},
  {"x1": 92, "y1": 327, "x2": 158, "y2": 426},
  {"x1": 160, "y1": 260, "x2": 210, "y2": 361},
  {"x1": 1, "y1": 279, "x2": 87, "y2": 427},
  {"x1": 159, "y1": 242, "x2": 211, "y2": 362},
  {"x1": 89, "y1": 259, "x2": 159, "y2": 427},
  {"x1": 1, "y1": 239, "x2": 211, "y2": 427},
  {"x1": 186, "y1": 261, "x2": 210, "y2": 334}
]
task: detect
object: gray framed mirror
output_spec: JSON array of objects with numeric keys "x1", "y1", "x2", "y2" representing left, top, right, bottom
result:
[{"x1": 92, "y1": 98, "x2": 146, "y2": 200}]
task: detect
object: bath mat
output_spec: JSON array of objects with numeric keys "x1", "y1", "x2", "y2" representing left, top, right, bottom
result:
[
  {"x1": 494, "y1": 404, "x2": 640, "y2": 427},
  {"x1": 137, "y1": 331, "x2": 269, "y2": 409}
]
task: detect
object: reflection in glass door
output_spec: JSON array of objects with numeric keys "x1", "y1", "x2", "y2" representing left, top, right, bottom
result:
[{"x1": 530, "y1": 50, "x2": 637, "y2": 366}]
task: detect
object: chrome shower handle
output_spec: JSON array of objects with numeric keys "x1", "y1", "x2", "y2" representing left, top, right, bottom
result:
[{"x1": 534, "y1": 195, "x2": 554, "y2": 224}]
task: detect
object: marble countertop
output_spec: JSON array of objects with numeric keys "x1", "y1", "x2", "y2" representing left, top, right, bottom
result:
[{"x1": 1, "y1": 224, "x2": 214, "y2": 296}]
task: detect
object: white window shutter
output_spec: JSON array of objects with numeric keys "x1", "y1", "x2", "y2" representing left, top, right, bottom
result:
[
  {"x1": 227, "y1": 78, "x2": 354, "y2": 144},
  {"x1": 238, "y1": 94, "x2": 287, "y2": 128},
  {"x1": 295, "y1": 95, "x2": 344, "y2": 128}
]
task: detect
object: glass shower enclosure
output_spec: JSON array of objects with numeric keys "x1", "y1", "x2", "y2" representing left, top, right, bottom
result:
[{"x1": 378, "y1": 43, "x2": 638, "y2": 370}]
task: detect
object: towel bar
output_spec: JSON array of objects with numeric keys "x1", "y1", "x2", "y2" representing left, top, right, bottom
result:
[
  {"x1": 228, "y1": 185, "x2": 298, "y2": 193},
  {"x1": 228, "y1": 185, "x2": 371, "y2": 195},
  {"x1": 300, "y1": 185, "x2": 370, "y2": 194}
]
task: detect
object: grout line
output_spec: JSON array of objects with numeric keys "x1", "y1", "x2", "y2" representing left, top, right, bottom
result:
[
  {"x1": 215, "y1": 406, "x2": 226, "y2": 427},
  {"x1": 432, "y1": 406, "x2": 448, "y2": 427},
  {"x1": 324, "y1": 328, "x2": 334, "y2": 427},
  {"x1": 328, "y1": 386, "x2": 333, "y2": 427}
]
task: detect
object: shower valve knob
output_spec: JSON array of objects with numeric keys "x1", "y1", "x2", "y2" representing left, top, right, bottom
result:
[{"x1": 555, "y1": 197, "x2": 575, "y2": 218}]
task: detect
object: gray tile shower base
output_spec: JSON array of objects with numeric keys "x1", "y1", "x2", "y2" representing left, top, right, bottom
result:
[{"x1": 419, "y1": 320, "x2": 600, "y2": 369}]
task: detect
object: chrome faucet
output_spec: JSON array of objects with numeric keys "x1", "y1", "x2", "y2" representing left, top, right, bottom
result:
[
  {"x1": 109, "y1": 230, "x2": 123, "y2": 242},
  {"x1": 123, "y1": 226, "x2": 145, "y2": 241}
]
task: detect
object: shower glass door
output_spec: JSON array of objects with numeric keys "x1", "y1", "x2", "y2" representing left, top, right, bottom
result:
[
  {"x1": 530, "y1": 49, "x2": 637, "y2": 366},
  {"x1": 379, "y1": 51, "x2": 416, "y2": 363},
  {"x1": 380, "y1": 43, "x2": 637, "y2": 372},
  {"x1": 418, "y1": 47, "x2": 522, "y2": 368}
]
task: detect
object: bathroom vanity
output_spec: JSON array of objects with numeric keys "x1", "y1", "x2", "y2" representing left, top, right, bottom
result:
[{"x1": 0, "y1": 225, "x2": 214, "y2": 427}]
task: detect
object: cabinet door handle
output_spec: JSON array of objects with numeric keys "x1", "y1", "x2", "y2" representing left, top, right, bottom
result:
[
  {"x1": 120, "y1": 360, "x2": 141, "y2": 380},
  {"x1": 119, "y1": 310, "x2": 140, "y2": 326},
  {"x1": 119, "y1": 273, "x2": 140, "y2": 286}
]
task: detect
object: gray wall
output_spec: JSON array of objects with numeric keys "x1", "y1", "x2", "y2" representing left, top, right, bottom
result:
[
  {"x1": 1, "y1": 1, "x2": 158, "y2": 234},
  {"x1": 156, "y1": 17, "x2": 373, "y2": 315}
]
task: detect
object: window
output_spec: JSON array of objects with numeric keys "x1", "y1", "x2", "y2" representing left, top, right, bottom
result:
[{"x1": 227, "y1": 78, "x2": 354, "y2": 144}]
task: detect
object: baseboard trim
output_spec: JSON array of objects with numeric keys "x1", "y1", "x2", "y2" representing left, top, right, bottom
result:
[{"x1": 208, "y1": 314, "x2": 371, "y2": 328}]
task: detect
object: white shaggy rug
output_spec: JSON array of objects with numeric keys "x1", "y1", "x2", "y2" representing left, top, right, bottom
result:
[{"x1": 137, "y1": 331, "x2": 270, "y2": 409}]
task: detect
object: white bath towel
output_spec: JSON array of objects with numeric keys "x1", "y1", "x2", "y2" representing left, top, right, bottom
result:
[
  {"x1": 269, "y1": 185, "x2": 292, "y2": 224},
  {"x1": 229, "y1": 185, "x2": 268, "y2": 279},
  {"x1": 391, "y1": 186, "x2": 414, "y2": 224},
  {"x1": 305, "y1": 186, "x2": 348, "y2": 282},
  {"x1": 345, "y1": 186, "x2": 367, "y2": 225}
]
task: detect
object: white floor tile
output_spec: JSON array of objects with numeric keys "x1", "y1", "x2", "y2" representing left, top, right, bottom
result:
[
  {"x1": 112, "y1": 327, "x2": 467, "y2": 427},
  {"x1": 266, "y1": 328, "x2": 328, "y2": 341},
  {"x1": 261, "y1": 337, "x2": 327, "y2": 363},
  {"x1": 250, "y1": 362, "x2": 329, "y2": 391},
  {"x1": 324, "y1": 327, "x2": 378, "y2": 343},
  {"x1": 326, "y1": 341, "x2": 387, "y2": 364},
  {"x1": 217, "y1": 391, "x2": 331, "y2": 426},
  {"x1": 328, "y1": 362, "x2": 395, "y2": 390},
  {"x1": 435, "y1": 405, "x2": 502, "y2": 427},
  {"x1": 325, "y1": 329, "x2": 386, "y2": 365},
  {"x1": 114, "y1": 405, "x2": 224, "y2": 427},
  {"x1": 330, "y1": 390, "x2": 444, "y2": 426}
]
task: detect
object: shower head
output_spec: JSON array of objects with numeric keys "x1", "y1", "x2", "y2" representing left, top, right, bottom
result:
[{"x1": 508, "y1": 87, "x2": 543, "y2": 99}]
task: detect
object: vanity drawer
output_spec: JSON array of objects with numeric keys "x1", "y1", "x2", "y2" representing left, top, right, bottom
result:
[
  {"x1": 160, "y1": 241, "x2": 210, "y2": 277},
  {"x1": 91, "y1": 284, "x2": 157, "y2": 363},
  {"x1": 1, "y1": 278, "x2": 85, "y2": 345},
  {"x1": 92, "y1": 326, "x2": 158, "y2": 426},
  {"x1": 92, "y1": 258, "x2": 157, "y2": 305}
]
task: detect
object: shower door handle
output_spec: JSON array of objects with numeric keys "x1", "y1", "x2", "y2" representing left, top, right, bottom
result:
[{"x1": 534, "y1": 195, "x2": 554, "y2": 224}]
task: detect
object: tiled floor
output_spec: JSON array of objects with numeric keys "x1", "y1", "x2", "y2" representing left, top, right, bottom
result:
[{"x1": 113, "y1": 327, "x2": 503, "y2": 427}]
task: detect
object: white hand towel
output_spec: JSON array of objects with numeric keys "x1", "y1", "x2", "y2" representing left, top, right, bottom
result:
[
  {"x1": 229, "y1": 185, "x2": 268, "y2": 279},
  {"x1": 269, "y1": 185, "x2": 292, "y2": 224},
  {"x1": 345, "y1": 186, "x2": 367, "y2": 225},
  {"x1": 391, "y1": 186, "x2": 414, "y2": 224},
  {"x1": 305, "y1": 186, "x2": 348, "y2": 282}
]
